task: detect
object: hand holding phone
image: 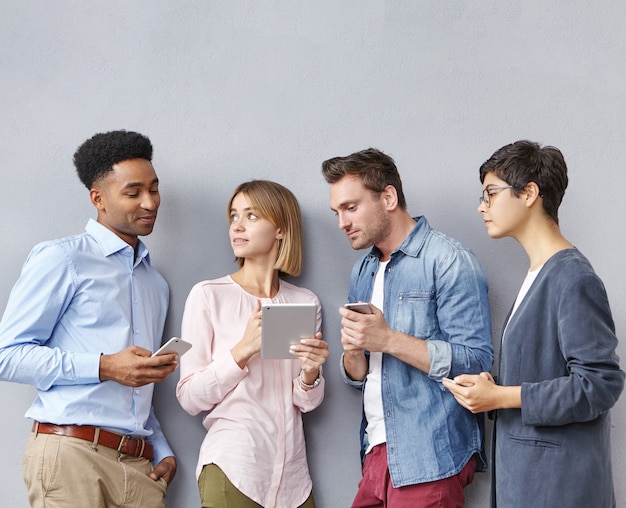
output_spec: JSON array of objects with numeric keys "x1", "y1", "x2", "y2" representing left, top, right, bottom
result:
[
  {"x1": 344, "y1": 302, "x2": 373, "y2": 314},
  {"x1": 152, "y1": 337, "x2": 192, "y2": 358}
]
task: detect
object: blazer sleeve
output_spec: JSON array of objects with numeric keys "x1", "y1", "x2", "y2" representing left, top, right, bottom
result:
[{"x1": 521, "y1": 271, "x2": 625, "y2": 426}]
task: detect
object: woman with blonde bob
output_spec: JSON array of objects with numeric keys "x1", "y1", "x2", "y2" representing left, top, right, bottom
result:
[{"x1": 177, "y1": 180, "x2": 329, "y2": 508}]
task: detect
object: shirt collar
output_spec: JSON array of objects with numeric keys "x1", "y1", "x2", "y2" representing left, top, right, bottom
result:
[
  {"x1": 368, "y1": 215, "x2": 430, "y2": 260},
  {"x1": 85, "y1": 218, "x2": 150, "y2": 263}
]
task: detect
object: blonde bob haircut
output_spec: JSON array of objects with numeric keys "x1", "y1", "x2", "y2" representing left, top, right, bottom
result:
[{"x1": 227, "y1": 180, "x2": 303, "y2": 277}]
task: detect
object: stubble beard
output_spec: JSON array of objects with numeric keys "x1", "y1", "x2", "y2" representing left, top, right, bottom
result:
[{"x1": 349, "y1": 213, "x2": 391, "y2": 251}]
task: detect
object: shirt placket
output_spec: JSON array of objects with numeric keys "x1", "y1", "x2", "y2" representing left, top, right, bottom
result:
[
  {"x1": 264, "y1": 363, "x2": 286, "y2": 508},
  {"x1": 128, "y1": 253, "x2": 146, "y2": 432}
]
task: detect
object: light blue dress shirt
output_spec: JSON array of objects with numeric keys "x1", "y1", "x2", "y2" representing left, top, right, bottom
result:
[{"x1": 0, "y1": 219, "x2": 173, "y2": 463}]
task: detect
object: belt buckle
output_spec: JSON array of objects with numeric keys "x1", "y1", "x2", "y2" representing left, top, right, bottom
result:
[
  {"x1": 116, "y1": 435, "x2": 128, "y2": 455},
  {"x1": 117, "y1": 435, "x2": 145, "y2": 458}
]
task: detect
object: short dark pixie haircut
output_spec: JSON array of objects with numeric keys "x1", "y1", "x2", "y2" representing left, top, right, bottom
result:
[
  {"x1": 73, "y1": 130, "x2": 153, "y2": 189},
  {"x1": 321, "y1": 148, "x2": 407, "y2": 210},
  {"x1": 479, "y1": 140, "x2": 568, "y2": 224}
]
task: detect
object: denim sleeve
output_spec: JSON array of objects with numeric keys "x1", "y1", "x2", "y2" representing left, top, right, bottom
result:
[
  {"x1": 340, "y1": 352, "x2": 365, "y2": 388},
  {"x1": 427, "y1": 340, "x2": 453, "y2": 379},
  {"x1": 427, "y1": 247, "x2": 494, "y2": 379},
  {"x1": 341, "y1": 259, "x2": 369, "y2": 388}
]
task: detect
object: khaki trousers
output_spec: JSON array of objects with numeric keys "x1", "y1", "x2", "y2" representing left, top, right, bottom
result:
[{"x1": 22, "y1": 432, "x2": 167, "y2": 508}]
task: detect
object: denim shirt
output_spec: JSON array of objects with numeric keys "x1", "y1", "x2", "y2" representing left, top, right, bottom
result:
[{"x1": 341, "y1": 216, "x2": 493, "y2": 486}]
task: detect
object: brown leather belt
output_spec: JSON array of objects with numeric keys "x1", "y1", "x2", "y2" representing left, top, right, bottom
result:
[{"x1": 32, "y1": 422, "x2": 154, "y2": 461}]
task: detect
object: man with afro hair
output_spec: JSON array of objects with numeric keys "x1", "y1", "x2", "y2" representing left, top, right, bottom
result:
[
  {"x1": 0, "y1": 130, "x2": 178, "y2": 507},
  {"x1": 74, "y1": 129, "x2": 154, "y2": 189}
]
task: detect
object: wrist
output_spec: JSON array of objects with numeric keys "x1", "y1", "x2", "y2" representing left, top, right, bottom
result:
[
  {"x1": 230, "y1": 344, "x2": 254, "y2": 370},
  {"x1": 501, "y1": 385, "x2": 523, "y2": 409},
  {"x1": 99, "y1": 353, "x2": 111, "y2": 382},
  {"x1": 299, "y1": 370, "x2": 321, "y2": 390}
]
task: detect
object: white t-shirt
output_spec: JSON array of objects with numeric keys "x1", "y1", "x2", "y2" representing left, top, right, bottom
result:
[
  {"x1": 504, "y1": 266, "x2": 542, "y2": 340},
  {"x1": 363, "y1": 260, "x2": 388, "y2": 453}
]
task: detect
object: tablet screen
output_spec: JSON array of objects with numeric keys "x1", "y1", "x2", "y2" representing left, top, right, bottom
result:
[{"x1": 261, "y1": 303, "x2": 317, "y2": 359}]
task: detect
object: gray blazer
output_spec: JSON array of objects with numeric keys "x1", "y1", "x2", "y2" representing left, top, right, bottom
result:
[{"x1": 493, "y1": 248, "x2": 624, "y2": 508}]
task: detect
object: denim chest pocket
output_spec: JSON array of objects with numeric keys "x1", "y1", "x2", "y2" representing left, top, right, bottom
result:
[{"x1": 394, "y1": 291, "x2": 437, "y2": 339}]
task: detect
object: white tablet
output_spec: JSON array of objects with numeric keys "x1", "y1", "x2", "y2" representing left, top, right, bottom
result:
[{"x1": 261, "y1": 303, "x2": 317, "y2": 359}]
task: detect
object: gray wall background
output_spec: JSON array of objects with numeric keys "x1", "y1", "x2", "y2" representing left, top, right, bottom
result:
[{"x1": 1, "y1": 2, "x2": 625, "y2": 507}]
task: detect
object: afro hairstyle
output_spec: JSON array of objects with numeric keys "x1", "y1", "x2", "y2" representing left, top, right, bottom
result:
[{"x1": 73, "y1": 130, "x2": 153, "y2": 189}]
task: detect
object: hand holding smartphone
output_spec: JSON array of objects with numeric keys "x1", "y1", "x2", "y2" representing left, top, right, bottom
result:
[
  {"x1": 152, "y1": 337, "x2": 192, "y2": 358},
  {"x1": 344, "y1": 302, "x2": 373, "y2": 314}
]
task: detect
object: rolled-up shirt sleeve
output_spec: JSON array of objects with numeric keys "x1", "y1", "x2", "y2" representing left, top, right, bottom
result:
[{"x1": 427, "y1": 247, "x2": 493, "y2": 380}]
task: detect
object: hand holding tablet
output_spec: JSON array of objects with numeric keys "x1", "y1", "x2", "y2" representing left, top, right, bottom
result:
[{"x1": 261, "y1": 303, "x2": 317, "y2": 359}]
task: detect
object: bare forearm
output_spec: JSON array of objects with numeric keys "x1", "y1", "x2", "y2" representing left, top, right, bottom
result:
[
  {"x1": 385, "y1": 331, "x2": 431, "y2": 374},
  {"x1": 495, "y1": 385, "x2": 522, "y2": 409},
  {"x1": 343, "y1": 351, "x2": 368, "y2": 382}
]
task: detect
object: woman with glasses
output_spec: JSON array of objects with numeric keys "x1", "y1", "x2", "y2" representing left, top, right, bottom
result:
[
  {"x1": 444, "y1": 140, "x2": 624, "y2": 508},
  {"x1": 176, "y1": 180, "x2": 329, "y2": 508}
]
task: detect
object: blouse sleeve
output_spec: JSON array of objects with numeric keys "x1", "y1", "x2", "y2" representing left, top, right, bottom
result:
[
  {"x1": 291, "y1": 295, "x2": 325, "y2": 412},
  {"x1": 175, "y1": 283, "x2": 248, "y2": 416}
]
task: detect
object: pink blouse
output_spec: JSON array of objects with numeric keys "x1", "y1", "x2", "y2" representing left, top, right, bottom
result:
[{"x1": 176, "y1": 275, "x2": 325, "y2": 508}]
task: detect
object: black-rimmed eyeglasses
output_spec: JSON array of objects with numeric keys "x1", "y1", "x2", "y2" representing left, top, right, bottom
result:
[{"x1": 479, "y1": 186, "x2": 513, "y2": 208}]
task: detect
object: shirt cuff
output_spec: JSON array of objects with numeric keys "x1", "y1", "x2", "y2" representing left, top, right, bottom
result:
[
  {"x1": 81, "y1": 352, "x2": 105, "y2": 384},
  {"x1": 150, "y1": 434, "x2": 175, "y2": 465},
  {"x1": 427, "y1": 340, "x2": 452, "y2": 379},
  {"x1": 340, "y1": 352, "x2": 364, "y2": 388},
  {"x1": 213, "y1": 350, "x2": 249, "y2": 389}
]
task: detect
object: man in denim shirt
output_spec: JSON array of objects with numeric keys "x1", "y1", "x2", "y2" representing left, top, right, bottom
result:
[{"x1": 322, "y1": 148, "x2": 493, "y2": 507}]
